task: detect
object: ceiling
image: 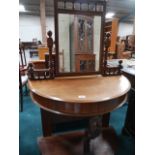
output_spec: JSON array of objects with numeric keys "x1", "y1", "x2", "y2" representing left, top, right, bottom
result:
[{"x1": 19, "y1": 0, "x2": 135, "y2": 23}]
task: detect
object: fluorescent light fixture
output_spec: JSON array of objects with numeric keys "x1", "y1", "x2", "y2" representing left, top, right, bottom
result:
[
  {"x1": 19, "y1": 4, "x2": 26, "y2": 12},
  {"x1": 106, "y1": 12, "x2": 115, "y2": 19}
]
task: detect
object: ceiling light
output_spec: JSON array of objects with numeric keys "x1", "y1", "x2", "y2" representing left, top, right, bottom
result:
[
  {"x1": 19, "y1": 4, "x2": 26, "y2": 12},
  {"x1": 106, "y1": 12, "x2": 115, "y2": 19}
]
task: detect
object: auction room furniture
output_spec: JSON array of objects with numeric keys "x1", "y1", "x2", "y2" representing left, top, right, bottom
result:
[
  {"x1": 29, "y1": 49, "x2": 38, "y2": 58},
  {"x1": 22, "y1": 41, "x2": 38, "y2": 49},
  {"x1": 107, "y1": 59, "x2": 135, "y2": 137},
  {"x1": 125, "y1": 35, "x2": 135, "y2": 52},
  {"x1": 19, "y1": 67, "x2": 28, "y2": 112},
  {"x1": 38, "y1": 47, "x2": 49, "y2": 60},
  {"x1": 19, "y1": 43, "x2": 29, "y2": 112},
  {"x1": 104, "y1": 19, "x2": 118, "y2": 53},
  {"x1": 28, "y1": 1, "x2": 131, "y2": 154},
  {"x1": 122, "y1": 62, "x2": 135, "y2": 137},
  {"x1": 29, "y1": 74, "x2": 130, "y2": 155},
  {"x1": 19, "y1": 44, "x2": 27, "y2": 68},
  {"x1": 125, "y1": 35, "x2": 135, "y2": 58},
  {"x1": 69, "y1": 15, "x2": 95, "y2": 72},
  {"x1": 116, "y1": 40, "x2": 132, "y2": 59}
]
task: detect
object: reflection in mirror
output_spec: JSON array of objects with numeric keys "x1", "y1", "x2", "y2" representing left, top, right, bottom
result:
[{"x1": 58, "y1": 14, "x2": 101, "y2": 73}]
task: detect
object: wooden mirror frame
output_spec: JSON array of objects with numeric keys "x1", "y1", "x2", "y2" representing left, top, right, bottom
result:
[{"x1": 54, "y1": 0, "x2": 107, "y2": 76}]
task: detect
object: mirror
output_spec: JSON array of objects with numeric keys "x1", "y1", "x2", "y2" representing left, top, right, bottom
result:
[{"x1": 58, "y1": 14, "x2": 101, "y2": 73}]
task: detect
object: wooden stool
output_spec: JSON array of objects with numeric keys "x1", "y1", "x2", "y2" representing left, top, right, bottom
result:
[{"x1": 38, "y1": 127, "x2": 118, "y2": 155}]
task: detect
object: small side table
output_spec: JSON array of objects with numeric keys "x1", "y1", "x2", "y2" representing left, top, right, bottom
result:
[{"x1": 29, "y1": 75, "x2": 131, "y2": 155}]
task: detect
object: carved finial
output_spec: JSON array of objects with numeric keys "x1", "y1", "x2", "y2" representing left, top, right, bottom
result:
[
  {"x1": 118, "y1": 60, "x2": 123, "y2": 69},
  {"x1": 47, "y1": 30, "x2": 53, "y2": 48},
  {"x1": 47, "y1": 30, "x2": 52, "y2": 37},
  {"x1": 118, "y1": 60, "x2": 123, "y2": 74},
  {"x1": 104, "y1": 32, "x2": 111, "y2": 49},
  {"x1": 103, "y1": 33, "x2": 111, "y2": 76},
  {"x1": 47, "y1": 30, "x2": 54, "y2": 79},
  {"x1": 27, "y1": 63, "x2": 34, "y2": 80}
]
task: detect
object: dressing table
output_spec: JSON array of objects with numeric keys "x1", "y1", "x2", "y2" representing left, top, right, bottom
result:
[{"x1": 28, "y1": 0, "x2": 131, "y2": 154}]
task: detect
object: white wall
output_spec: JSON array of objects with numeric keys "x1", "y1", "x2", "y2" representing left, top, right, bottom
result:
[
  {"x1": 19, "y1": 14, "x2": 54, "y2": 42},
  {"x1": 46, "y1": 16, "x2": 55, "y2": 38},
  {"x1": 58, "y1": 14, "x2": 73, "y2": 72},
  {"x1": 118, "y1": 22, "x2": 134, "y2": 37},
  {"x1": 94, "y1": 16, "x2": 101, "y2": 71}
]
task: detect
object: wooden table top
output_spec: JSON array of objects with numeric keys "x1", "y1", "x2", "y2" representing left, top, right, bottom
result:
[
  {"x1": 29, "y1": 75, "x2": 131, "y2": 116},
  {"x1": 29, "y1": 75, "x2": 130, "y2": 103}
]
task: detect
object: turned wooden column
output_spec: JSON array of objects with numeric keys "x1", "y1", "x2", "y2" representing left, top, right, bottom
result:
[{"x1": 40, "y1": 0, "x2": 46, "y2": 45}]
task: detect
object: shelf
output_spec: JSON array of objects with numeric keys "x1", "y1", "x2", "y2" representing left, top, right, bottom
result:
[
  {"x1": 104, "y1": 26, "x2": 112, "y2": 32},
  {"x1": 105, "y1": 21, "x2": 112, "y2": 27},
  {"x1": 105, "y1": 19, "x2": 118, "y2": 52}
]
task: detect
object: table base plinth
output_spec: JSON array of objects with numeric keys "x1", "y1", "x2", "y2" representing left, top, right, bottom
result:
[{"x1": 38, "y1": 127, "x2": 118, "y2": 155}]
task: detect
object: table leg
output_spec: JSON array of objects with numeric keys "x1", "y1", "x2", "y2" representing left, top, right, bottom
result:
[
  {"x1": 84, "y1": 116, "x2": 103, "y2": 154},
  {"x1": 40, "y1": 108, "x2": 53, "y2": 137},
  {"x1": 19, "y1": 86, "x2": 23, "y2": 112},
  {"x1": 102, "y1": 113, "x2": 110, "y2": 127},
  {"x1": 122, "y1": 89, "x2": 135, "y2": 136}
]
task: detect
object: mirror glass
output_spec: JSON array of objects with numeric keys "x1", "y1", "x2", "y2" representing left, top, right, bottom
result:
[{"x1": 58, "y1": 14, "x2": 101, "y2": 73}]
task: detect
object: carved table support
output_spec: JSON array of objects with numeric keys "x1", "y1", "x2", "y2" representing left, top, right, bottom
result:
[
  {"x1": 84, "y1": 116, "x2": 103, "y2": 154},
  {"x1": 40, "y1": 108, "x2": 53, "y2": 137},
  {"x1": 102, "y1": 113, "x2": 110, "y2": 127}
]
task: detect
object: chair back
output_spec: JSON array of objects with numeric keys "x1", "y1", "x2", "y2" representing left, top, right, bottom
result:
[{"x1": 19, "y1": 43, "x2": 27, "y2": 68}]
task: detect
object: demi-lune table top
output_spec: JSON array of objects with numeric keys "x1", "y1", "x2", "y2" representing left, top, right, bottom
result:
[{"x1": 28, "y1": 75, "x2": 131, "y2": 116}]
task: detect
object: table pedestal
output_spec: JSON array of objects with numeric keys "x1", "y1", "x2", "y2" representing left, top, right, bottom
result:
[
  {"x1": 40, "y1": 109, "x2": 110, "y2": 137},
  {"x1": 40, "y1": 109, "x2": 112, "y2": 154}
]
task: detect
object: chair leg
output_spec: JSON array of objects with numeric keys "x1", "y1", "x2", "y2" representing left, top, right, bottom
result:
[
  {"x1": 24, "y1": 84, "x2": 28, "y2": 95},
  {"x1": 20, "y1": 87, "x2": 23, "y2": 112}
]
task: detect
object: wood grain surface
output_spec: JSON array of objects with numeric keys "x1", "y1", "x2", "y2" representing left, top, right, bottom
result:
[{"x1": 29, "y1": 75, "x2": 130, "y2": 116}]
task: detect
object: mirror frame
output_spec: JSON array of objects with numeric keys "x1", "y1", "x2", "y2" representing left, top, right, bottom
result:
[{"x1": 54, "y1": 0, "x2": 107, "y2": 76}]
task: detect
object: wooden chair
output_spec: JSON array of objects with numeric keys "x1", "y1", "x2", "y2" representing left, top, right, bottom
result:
[
  {"x1": 19, "y1": 67, "x2": 28, "y2": 112},
  {"x1": 116, "y1": 40, "x2": 132, "y2": 59},
  {"x1": 19, "y1": 43, "x2": 28, "y2": 112},
  {"x1": 19, "y1": 43, "x2": 27, "y2": 69}
]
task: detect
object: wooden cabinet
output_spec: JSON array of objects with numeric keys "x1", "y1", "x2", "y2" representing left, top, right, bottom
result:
[
  {"x1": 125, "y1": 35, "x2": 135, "y2": 51},
  {"x1": 38, "y1": 47, "x2": 49, "y2": 60},
  {"x1": 70, "y1": 15, "x2": 95, "y2": 72},
  {"x1": 75, "y1": 53, "x2": 95, "y2": 72},
  {"x1": 104, "y1": 19, "x2": 118, "y2": 53}
]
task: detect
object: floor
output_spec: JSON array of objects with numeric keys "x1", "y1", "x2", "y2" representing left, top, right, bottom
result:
[{"x1": 19, "y1": 90, "x2": 135, "y2": 155}]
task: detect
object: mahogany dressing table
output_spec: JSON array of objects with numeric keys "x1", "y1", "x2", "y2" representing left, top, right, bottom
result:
[
  {"x1": 27, "y1": 1, "x2": 131, "y2": 154},
  {"x1": 28, "y1": 75, "x2": 130, "y2": 155}
]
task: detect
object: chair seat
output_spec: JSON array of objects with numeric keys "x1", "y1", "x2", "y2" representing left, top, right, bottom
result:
[
  {"x1": 21, "y1": 75, "x2": 28, "y2": 86},
  {"x1": 38, "y1": 128, "x2": 117, "y2": 155}
]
